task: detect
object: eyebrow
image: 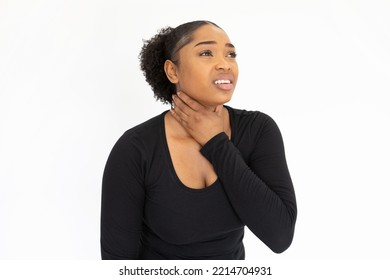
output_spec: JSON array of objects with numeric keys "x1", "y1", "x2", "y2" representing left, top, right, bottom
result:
[{"x1": 193, "y1": 41, "x2": 235, "y2": 48}]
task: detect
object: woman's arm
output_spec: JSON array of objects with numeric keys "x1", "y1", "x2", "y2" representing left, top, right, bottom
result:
[
  {"x1": 100, "y1": 132, "x2": 145, "y2": 259},
  {"x1": 200, "y1": 120, "x2": 297, "y2": 253},
  {"x1": 171, "y1": 92, "x2": 297, "y2": 253}
]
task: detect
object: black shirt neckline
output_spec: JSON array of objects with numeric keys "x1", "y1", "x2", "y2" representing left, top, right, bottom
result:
[{"x1": 159, "y1": 106, "x2": 234, "y2": 193}]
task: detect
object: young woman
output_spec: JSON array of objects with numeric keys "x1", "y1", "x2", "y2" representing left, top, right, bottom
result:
[{"x1": 101, "y1": 20, "x2": 297, "y2": 259}]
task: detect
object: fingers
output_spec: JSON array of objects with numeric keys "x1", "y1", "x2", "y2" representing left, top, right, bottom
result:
[
  {"x1": 176, "y1": 91, "x2": 204, "y2": 111},
  {"x1": 171, "y1": 91, "x2": 202, "y2": 120},
  {"x1": 172, "y1": 94, "x2": 190, "y2": 122},
  {"x1": 170, "y1": 106, "x2": 185, "y2": 125},
  {"x1": 170, "y1": 92, "x2": 225, "y2": 145}
]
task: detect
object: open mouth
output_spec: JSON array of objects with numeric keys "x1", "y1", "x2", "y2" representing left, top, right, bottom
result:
[
  {"x1": 213, "y1": 79, "x2": 234, "y2": 91},
  {"x1": 214, "y1": 79, "x2": 232, "y2": 85}
]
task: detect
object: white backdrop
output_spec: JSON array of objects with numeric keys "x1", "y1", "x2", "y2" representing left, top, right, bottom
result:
[{"x1": 1, "y1": 0, "x2": 389, "y2": 260}]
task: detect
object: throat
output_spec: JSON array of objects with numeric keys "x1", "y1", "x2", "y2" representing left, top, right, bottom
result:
[
  {"x1": 166, "y1": 107, "x2": 231, "y2": 140},
  {"x1": 164, "y1": 111, "x2": 219, "y2": 189}
]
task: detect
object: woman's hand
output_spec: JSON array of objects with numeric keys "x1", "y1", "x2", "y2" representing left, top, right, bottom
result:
[{"x1": 170, "y1": 91, "x2": 225, "y2": 146}]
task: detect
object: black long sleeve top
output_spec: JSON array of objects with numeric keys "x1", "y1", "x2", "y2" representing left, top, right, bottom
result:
[{"x1": 101, "y1": 106, "x2": 297, "y2": 259}]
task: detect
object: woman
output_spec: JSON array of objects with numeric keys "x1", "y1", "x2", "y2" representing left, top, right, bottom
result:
[{"x1": 101, "y1": 20, "x2": 297, "y2": 259}]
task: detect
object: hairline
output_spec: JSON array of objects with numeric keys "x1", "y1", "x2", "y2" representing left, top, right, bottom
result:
[{"x1": 170, "y1": 22, "x2": 222, "y2": 64}]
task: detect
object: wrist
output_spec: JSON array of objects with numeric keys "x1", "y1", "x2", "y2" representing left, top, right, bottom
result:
[{"x1": 199, "y1": 130, "x2": 226, "y2": 147}]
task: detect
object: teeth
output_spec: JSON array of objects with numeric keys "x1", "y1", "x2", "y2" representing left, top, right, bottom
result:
[{"x1": 214, "y1": 80, "x2": 231, "y2": 84}]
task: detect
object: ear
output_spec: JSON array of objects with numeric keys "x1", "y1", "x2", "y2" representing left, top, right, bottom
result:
[{"x1": 164, "y1": 60, "x2": 179, "y2": 84}]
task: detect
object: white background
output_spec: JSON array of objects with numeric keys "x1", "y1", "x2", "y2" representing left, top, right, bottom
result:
[{"x1": 1, "y1": 0, "x2": 389, "y2": 261}]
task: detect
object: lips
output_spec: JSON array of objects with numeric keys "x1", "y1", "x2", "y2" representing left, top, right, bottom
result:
[
  {"x1": 213, "y1": 74, "x2": 234, "y2": 91},
  {"x1": 214, "y1": 79, "x2": 231, "y2": 85}
]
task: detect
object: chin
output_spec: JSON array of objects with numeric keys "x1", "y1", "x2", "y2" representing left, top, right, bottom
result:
[
  {"x1": 217, "y1": 92, "x2": 233, "y2": 104},
  {"x1": 188, "y1": 89, "x2": 234, "y2": 106}
]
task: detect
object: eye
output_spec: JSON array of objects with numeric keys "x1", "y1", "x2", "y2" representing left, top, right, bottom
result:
[
  {"x1": 199, "y1": 50, "x2": 213, "y2": 57},
  {"x1": 227, "y1": 51, "x2": 237, "y2": 58}
]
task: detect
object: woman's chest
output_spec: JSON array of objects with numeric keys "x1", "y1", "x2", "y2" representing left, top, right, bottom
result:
[
  {"x1": 143, "y1": 169, "x2": 244, "y2": 245},
  {"x1": 166, "y1": 136, "x2": 218, "y2": 189}
]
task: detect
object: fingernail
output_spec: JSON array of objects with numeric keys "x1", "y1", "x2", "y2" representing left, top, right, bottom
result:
[{"x1": 177, "y1": 91, "x2": 181, "y2": 96}]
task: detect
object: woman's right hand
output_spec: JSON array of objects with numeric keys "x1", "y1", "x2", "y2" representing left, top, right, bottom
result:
[{"x1": 171, "y1": 91, "x2": 225, "y2": 146}]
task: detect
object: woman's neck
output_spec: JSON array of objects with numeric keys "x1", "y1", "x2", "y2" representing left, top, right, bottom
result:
[{"x1": 165, "y1": 106, "x2": 231, "y2": 141}]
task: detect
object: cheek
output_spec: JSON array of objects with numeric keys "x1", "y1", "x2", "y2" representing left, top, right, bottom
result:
[
  {"x1": 233, "y1": 63, "x2": 239, "y2": 76},
  {"x1": 178, "y1": 69, "x2": 204, "y2": 92}
]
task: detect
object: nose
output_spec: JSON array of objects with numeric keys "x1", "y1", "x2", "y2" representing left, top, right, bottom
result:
[{"x1": 215, "y1": 56, "x2": 231, "y2": 71}]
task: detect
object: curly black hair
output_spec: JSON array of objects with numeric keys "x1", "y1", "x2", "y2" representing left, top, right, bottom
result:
[{"x1": 139, "y1": 20, "x2": 220, "y2": 104}]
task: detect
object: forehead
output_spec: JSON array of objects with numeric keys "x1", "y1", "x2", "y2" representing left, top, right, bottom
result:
[{"x1": 190, "y1": 24, "x2": 232, "y2": 45}]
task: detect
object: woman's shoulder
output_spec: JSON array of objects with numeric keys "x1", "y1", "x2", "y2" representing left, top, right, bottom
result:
[
  {"x1": 227, "y1": 106, "x2": 276, "y2": 130},
  {"x1": 124, "y1": 111, "x2": 165, "y2": 136},
  {"x1": 113, "y1": 111, "x2": 167, "y2": 149},
  {"x1": 226, "y1": 106, "x2": 284, "y2": 147}
]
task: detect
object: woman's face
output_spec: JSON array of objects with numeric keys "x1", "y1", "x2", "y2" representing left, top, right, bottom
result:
[{"x1": 171, "y1": 24, "x2": 239, "y2": 107}]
